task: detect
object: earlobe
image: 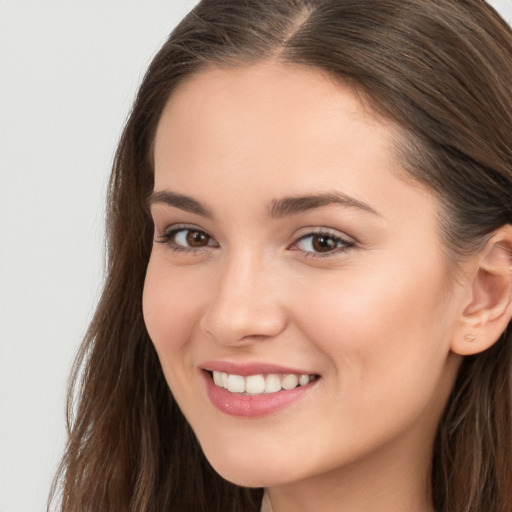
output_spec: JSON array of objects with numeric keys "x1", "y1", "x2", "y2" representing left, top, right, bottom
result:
[{"x1": 452, "y1": 225, "x2": 512, "y2": 356}]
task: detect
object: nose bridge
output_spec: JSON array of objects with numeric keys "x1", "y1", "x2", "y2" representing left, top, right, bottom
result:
[{"x1": 200, "y1": 245, "x2": 286, "y2": 345}]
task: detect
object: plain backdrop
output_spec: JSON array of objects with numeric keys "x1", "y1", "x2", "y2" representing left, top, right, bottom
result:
[
  {"x1": 0, "y1": 1, "x2": 511, "y2": 511},
  {"x1": 0, "y1": 2, "x2": 196, "y2": 511}
]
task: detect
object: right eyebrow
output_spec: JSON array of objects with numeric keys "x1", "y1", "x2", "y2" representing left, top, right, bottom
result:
[
  {"x1": 147, "y1": 190, "x2": 214, "y2": 218},
  {"x1": 267, "y1": 191, "x2": 381, "y2": 219}
]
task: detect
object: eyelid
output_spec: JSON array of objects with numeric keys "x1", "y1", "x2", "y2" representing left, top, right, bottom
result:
[
  {"x1": 155, "y1": 223, "x2": 219, "y2": 251},
  {"x1": 154, "y1": 223, "x2": 355, "y2": 258},
  {"x1": 289, "y1": 227, "x2": 356, "y2": 257},
  {"x1": 155, "y1": 222, "x2": 212, "y2": 237},
  {"x1": 293, "y1": 226, "x2": 356, "y2": 243}
]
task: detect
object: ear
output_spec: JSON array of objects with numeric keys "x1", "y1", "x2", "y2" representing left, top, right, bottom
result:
[{"x1": 452, "y1": 225, "x2": 512, "y2": 356}]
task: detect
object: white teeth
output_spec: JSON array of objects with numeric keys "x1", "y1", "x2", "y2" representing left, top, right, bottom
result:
[
  {"x1": 227, "y1": 374, "x2": 245, "y2": 393},
  {"x1": 281, "y1": 374, "x2": 299, "y2": 390},
  {"x1": 246, "y1": 374, "x2": 265, "y2": 394},
  {"x1": 299, "y1": 374, "x2": 310, "y2": 386},
  {"x1": 265, "y1": 374, "x2": 282, "y2": 393},
  {"x1": 211, "y1": 371, "x2": 314, "y2": 395},
  {"x1": 213, "y1": 371, "x2": 223, "y2": 387}
]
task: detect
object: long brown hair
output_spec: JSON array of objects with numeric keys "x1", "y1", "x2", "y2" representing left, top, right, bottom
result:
[{"x1": 49, "y1": 1, "x2": 512, "y2": 511}]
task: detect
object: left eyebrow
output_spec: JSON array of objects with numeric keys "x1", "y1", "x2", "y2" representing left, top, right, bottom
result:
[
  {"x1": 147, "y1": 190, "x2": 214, "y2": 218},
  {"x1": 267, "y1": 192, "x2": 381, "y2": 219}
]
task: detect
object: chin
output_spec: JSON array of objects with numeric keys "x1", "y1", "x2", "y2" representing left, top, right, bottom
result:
[
  {"x1": 202, "y1": 446, "x2": 295, "y2": 488},
  {"x1": 213, "y1": 465, "x2": 284, "y2": 489}
]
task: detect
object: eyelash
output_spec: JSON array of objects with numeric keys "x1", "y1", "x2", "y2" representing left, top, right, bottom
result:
[
  {"x1": 290, "y1": 231, "x2": 355, "y2": 257},
  {"x1": 155, "y1": 225, "x2": 218, "y2": 254},
  {"x1": 155, "y1": 226, "x2": 355, "y2": 258}
]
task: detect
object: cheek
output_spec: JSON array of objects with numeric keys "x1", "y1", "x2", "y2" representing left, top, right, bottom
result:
[
  {"x1": 284, "y1": 264, "x2": 457, "y2": 463},
  {"x1": 142, "y1": 258, "x2": 203, "y2": 366},
  {"x1": 294, "y1": 261, "x2": 454, "y2": 398}
]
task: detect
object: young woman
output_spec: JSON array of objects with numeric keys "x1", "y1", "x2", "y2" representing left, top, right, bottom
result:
[{"x1": 50, "y1": 1, "x2": 512, "y2": 511}]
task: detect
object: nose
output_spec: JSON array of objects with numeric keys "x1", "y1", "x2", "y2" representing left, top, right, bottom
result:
[{"x1": 199, "y1": 249, "x2": 288, "y2": 347}]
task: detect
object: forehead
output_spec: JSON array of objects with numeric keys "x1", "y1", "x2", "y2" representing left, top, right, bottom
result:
[
  {"x1": 154, "y1": 61, "x2": 400, "y2": 184},
  {"x1": 156, "y1": 61, "x2": 390, "y2": 135},
  {"x1": 152, "y1": 61, "x2": 439, "y2": 232}
]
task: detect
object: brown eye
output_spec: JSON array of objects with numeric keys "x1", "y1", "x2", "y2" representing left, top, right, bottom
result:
[
  {"x1": 186, "y1": 230, "x2": 211, "y2": 247},
  {"x1": 156, "y1": 227, "x2": 218, "y2": 251},
  {"x1": 311, "y1": 235, "x2": 339, "y2": 252},
  {"x1": 293, "y1": 231, "x2": 354, "y2": 257}
]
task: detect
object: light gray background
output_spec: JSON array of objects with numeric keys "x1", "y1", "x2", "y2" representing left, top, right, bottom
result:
[
  {"x1": 0, "y1": 2, "x2": 195, "y2": 511},
  {"x1": 1, "y1": 1, "x2": 511, "y2": 511}
]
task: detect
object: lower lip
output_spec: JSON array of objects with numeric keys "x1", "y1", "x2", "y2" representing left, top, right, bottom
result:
[{"x1": 203, "y1": 371, "x2": 317, "y2": 417}]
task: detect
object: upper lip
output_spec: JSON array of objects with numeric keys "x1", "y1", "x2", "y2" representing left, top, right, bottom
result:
[{"x1": 201, "y1": 360, "x2": 318, "y2": 376}]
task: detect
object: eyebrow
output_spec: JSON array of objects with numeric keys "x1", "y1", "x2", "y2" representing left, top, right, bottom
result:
[
  {"x1": 147, "y1": 189, "x2": 380, "y2": 219},
  {"x1": 147, "y1": 190, "x2": 214, "y2": 218},
  {"x1": 267, "y1": 192, "x2": 381, "y2": 218}
]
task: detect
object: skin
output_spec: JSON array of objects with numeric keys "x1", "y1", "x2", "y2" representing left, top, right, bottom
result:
[{"x1": 143, "y1": 61, "x2": 473, "y2": 512}]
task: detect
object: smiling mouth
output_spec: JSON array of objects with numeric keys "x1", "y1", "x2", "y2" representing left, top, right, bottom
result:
[{"x1": 206, "y1": 370, "x2": 320, "y2": 396}]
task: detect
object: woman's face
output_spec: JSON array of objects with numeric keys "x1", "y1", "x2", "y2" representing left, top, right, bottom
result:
[{"x1": 143, "y1": 62, "x2": 464, "y2": 488}]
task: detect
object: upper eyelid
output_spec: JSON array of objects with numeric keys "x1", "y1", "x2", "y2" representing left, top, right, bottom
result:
[
  {"x1": 154, "y1": 225, "x2": 216, "y2": 243},
  {"x1": 295, "y1": 232, "x2": 351, "y2": 243},
  {"x1": 155, "y1": 226, "x2": 219, "y2": 251},
  {"x1": 155, "y1": 223, "x2": 356, "y2": 248},
  {"x1": 158, "y1": 226, "x2": 353, "y2": 238},
  {"x1": 291, "y1": 232, "x2": 354, "y2": 249},
  {"x1": 158, "y1": 223, "x2": 214, "y2": 237},
  {"x1": 293, "y1": 226, "x2": 356, "y2": 243}
]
